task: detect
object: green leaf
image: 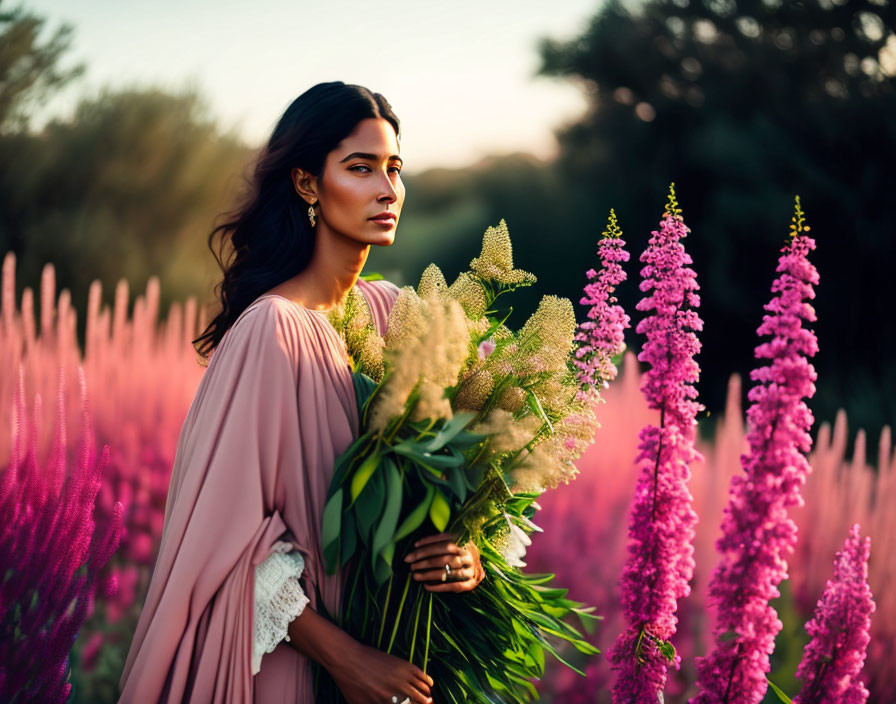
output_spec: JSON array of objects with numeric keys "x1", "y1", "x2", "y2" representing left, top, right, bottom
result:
[
  {"x1": 532, "y1": 585, "x2": 568, "y2": 601},
  {"x1": 354, "y1": 469, "x2": 385, "y2": 544},
  {"x1": 392, "y1": 440, "x2": 464, "y2": 469},
  {"x1": 539, "y1": 637, "x2": 587, "y2": 677},
  {"x1": 322, "y1": 488, "x2": 343, "y2": 548},
  {"x1": 655, "y1": 638, "x2": 676, "y2": 663},
  {"x1": 339, "y1": 511, "x2": 358, "y2": 568},
  {"x1": 479, "y1": 307, "x2": 513, "y2": 340},
  {"x1": 352, "y1": 372, "x2": 378, "y2": 413},
  {"x1": 360, "y1": 271, "x2": 384, "y2": 281},
  {"x1": 372, "y1": 458, "x2": 403, "y2": 566},
  {"x1": 373, "y1": 542, "x2": 395, "y2": 584},
  {"x1": 766, "y1": 678, "x2": 793, "y2": 704},
  {"x1": 321, "y1": 488, "x2": 343, "y2": 573},
  {"x1": 450, "y1": 428, "x2": 489, "y2": 449},
  {"x1": 329, "y1": 431, "x2": 373, "y2": 490},
  {"x1": 445, "y1": 466, "x2": 467, "y2": 502},
  {"x1": 574, "y1": 607, "x2": 602, "y2": 635},
  {"x1": 394, "y1": 483, "x2": 435, "y2": 542},
  {"x1": 423, "y1": 411, "x2": 477, "y2": 452},
  {"x1": 429, "y1": 489, "x2": 450, "y2": 532},
  {"x1": 526, "y1": 391, "x2": 554, "y2": 433},
  {"x1": 349, "y1": 451, "x2": 381, "y2": 504}
]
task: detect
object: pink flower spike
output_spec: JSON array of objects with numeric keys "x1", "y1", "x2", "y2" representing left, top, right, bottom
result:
[
  {"x1": 793, "y1": 525, "x2": 875, "y2": 704},
  {"x1": 573, "y1": 208, "x2": 631, "y2": 399},
  {"x1": 693, "y1": 196, "x2": 819, "y2": 704},
  {"x1": 609, "y1": 184, "x2": 703, "y2": 703}
]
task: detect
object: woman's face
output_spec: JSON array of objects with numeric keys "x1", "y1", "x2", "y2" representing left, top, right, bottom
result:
[{"x1": 313, "y1": 117, "x2": 404, "y2": 247}]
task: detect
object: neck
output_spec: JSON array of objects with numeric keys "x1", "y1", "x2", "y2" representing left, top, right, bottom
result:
[{"x1": 287, "y1": 224, "x2": 371, "y2": 311}]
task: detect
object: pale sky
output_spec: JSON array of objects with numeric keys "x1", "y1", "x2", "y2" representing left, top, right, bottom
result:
[{"x1": 29, "y1": 0, "x2": 605, "y2": 173}]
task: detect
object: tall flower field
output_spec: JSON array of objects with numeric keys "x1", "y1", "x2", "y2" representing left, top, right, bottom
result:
[
  {"x1": 1, "y1": 251, "x2": 205, "y2": 699},
  {"x1": 527, "y1": 353, "x2": 893, "y2": 702},
  {"x1": 0, "y1": 232, "x2": 890, "y2": 701}
]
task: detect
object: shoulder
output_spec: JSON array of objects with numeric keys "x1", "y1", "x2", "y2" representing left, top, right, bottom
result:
[{"x1": 216, "y1": 296, "x2": 309, "y2": 364}]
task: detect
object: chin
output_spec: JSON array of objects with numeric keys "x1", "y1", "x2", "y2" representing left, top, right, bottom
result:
[
  {"x1": 363, "y1": 222, "x2": 397, "y2": 246},
  {"x1": 370, "y1": 232, "x2": 396, "y2": 247}
]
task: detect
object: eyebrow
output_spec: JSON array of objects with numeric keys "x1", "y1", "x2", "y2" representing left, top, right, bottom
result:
[{"x1": 339, "y1": 152, "x2": 403, "y2": 165}]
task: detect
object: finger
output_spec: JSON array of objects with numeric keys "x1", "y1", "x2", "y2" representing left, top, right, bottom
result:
[
  {"x1": 413, "y1": 532, "x2": 457, "y2": 547},
  {"x1": 404, "y1": 542, "x2": 462, "y2": 564},
  {"x1": 410, "y1": 673, "x2": 433, "y2": 696},
  {"x1": 409, "y1": 665, "x2": 434, "y2": 688},
  {"x1": 409, "y1": 553, "x2": 468, "y2": 572},
  {"x1": 414, "y1": 566, "x2": 473, "y2": 583},
  {"x1": 420, "y1": 558, "x2": 471, "y2": 576},
  {"x1": 402, "y1": 681, "x2": 432, "y2": 704},
  {"x1": 425, "y1": 576, "x2": 478, "y2": 592}
]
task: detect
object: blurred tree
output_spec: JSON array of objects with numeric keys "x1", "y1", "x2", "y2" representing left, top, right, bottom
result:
[
  {"x1": 532, "y1": 0, "x2": 896, "y2": 457},
  {"x1": 1, "y1": 85, "x2": 252, "y2": 333},
  {"x1": 0, "y1": 0, "x2": 83, "y2": 132},
  {"x1": 1, "y1": 5, "x2": 253, "y2": 337}
]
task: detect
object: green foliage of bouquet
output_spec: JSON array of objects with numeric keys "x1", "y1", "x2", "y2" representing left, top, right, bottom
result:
[{"x1": 318, "y1": 220, "x2": 601, "y2": 703}]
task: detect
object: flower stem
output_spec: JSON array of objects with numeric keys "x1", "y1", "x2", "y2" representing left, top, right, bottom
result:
[
  {"x1": 409, "y1": 590, "x2": 424, "y2": 663},
  {"x1": 342, "y1": 561, "x2": 363, "y2": 627},
  {"x1": 377, "y1": 573, "x2": 394, "y2": 649},
  {"x1": 423, "y1": 592, "x2": 433, "y2": 676},
  {"x1": 387, "y1": 572, "x2": 412, "y2": 654}
]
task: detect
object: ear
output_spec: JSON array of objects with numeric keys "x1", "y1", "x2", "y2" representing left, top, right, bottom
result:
[{"x1": 291, "y1": 167, "x2": 319, "y2": 205}]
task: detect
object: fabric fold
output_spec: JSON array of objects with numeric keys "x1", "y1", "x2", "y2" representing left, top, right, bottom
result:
[{"x1": 119, "y1": 277, "x2": 399, "y2": 703}]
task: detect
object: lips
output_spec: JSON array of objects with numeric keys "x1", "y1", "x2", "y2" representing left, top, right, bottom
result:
[{"x1": 369, "y1": 212, "x2": 396, "y2": 224}]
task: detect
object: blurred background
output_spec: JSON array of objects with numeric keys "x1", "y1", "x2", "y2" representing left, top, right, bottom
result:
[
  {"x1": 0, "y1": 0, "x2": 896, "y2": 456},
  {"x1": 3, "y1": 0, "x2": 893, "y2": 456},
  {"x1": 1, "y1": 0, "x2": 894, "y2": 700}
]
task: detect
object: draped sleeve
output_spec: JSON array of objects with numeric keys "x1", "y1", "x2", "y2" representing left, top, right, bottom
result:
[
  {"x1": 248, "y1": 276, "x2": 401, "y2": 677},
  {"x1": 119, "y1": 277, "x2": 400, "y2": 704}
]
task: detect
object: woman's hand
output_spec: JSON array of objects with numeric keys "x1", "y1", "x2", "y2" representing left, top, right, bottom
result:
[
  {"x1": 403, "y1": 532, "x2": 485, "y2": 593},
  {"x1": 329, "y1": 641, "x2": 434, "y2": 704},
  {"x1": 286, "y1": 604, "x2": 432, "y2": 704}
]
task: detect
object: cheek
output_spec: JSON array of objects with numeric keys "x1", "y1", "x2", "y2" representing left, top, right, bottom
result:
[{"x1": 322, "y1": 174, "x2": 368, "y2": 217}]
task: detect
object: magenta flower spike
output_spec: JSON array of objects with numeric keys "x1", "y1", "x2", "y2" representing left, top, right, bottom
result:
[
  {"x1": 0, "y1": 365, "x2": 123, "y2": 703},
  {"x1": 573, "y1": 208, "x2": 631, "y2": 400},
  {"x1": 792, "y1": 524, "x2": 875, "y2": 704},
  {"x1": 692, "y1": 197, "x2": 819, "y2": 704},
  {"x1": 609, "y1": 184, "x2": 703, "y2": 703}
]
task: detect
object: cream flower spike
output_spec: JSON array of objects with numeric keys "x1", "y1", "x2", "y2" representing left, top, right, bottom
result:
[
  {"x1": 384, "y1": 286, "x2": 427, "y2": 350},
  {"x1": 417, "y1": 263, "x2": 448, "y2": 299},
  {"x1": 447, "y1": 272, "x2": 488, "y2": 318},
  {"x1": 517, "y1": 295, "x2": 577, "y2": 370},
  {"x1": 469, "y1": 219, "x2": 537, "y2": 286}
]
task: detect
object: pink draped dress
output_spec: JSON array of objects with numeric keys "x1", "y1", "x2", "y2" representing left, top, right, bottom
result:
[{"x1": 119, "y1": 277, "x2": 400, "y2": 703}]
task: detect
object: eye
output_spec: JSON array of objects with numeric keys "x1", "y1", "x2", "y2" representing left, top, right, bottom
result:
[{"x1": 349, "y1": 164, "x2": 402, "y2": 175}]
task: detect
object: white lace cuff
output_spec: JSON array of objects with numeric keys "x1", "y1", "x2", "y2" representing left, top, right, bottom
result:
[{"x1": 252, "y1": 540, "x2": 310, "y2": 675}]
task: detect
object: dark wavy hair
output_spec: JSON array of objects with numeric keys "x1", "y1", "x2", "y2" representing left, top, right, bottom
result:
[{"x1": 192, "y1": 81, "x2": 400, "y2": 360}]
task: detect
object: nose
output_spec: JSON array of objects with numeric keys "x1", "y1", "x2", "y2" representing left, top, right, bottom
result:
[{"x1": 377, "y1": 170, "x2": 398, "y2": 205}]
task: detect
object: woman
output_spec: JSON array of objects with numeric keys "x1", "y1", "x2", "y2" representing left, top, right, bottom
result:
[{"x1": 119, "y1": 82, "x2": 484, "y2": 704}]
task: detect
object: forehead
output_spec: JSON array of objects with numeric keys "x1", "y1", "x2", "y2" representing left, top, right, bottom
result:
[{"x1": 332, "y1": 117, "x2": 400, "y2": 157}]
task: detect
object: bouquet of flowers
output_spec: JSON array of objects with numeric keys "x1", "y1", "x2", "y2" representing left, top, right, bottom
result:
[{"x1": 318, "y1": 219, "x2": 617, "y2": 703}]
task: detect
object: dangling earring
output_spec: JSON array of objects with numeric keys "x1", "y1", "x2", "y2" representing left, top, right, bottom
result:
[{"x1": 307, "y1": 201, "x2": 317, "y2": 228}]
